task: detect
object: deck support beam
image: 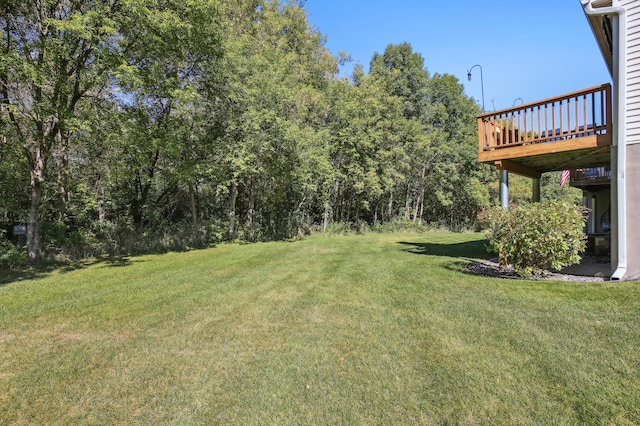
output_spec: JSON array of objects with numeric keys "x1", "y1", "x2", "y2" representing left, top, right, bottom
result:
[
  {"x1": 500, "y1": 170, "x2": 509, "y2": 209},
  {"x1": 532, "y1": 178, "x2": 541, "y2": 203},
  {"x1": 494, "y1": 160, "x2": 542, "y2": 179}
]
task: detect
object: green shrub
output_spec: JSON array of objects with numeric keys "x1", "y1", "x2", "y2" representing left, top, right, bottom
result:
[
  {"x1": 0, "y1": 239, "x2": 27, "y2": 270},
  {"x1": 479, "y1": 201, "x2": 588, "y2": 277},
  {"x1": 372, "y1": 219, "x2": 431, "y2": 234},
  {"x1": 324, "y1": 222, "x2": 360, "y2": 235}
]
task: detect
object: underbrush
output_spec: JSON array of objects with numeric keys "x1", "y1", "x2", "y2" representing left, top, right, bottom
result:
[
  {"x1": 42, "y1": 219, "x2": 229, "y2": 261},
  {"x1": 323, "y1": 219, "x2": 448, "y2": 236},
  {"x1": 4, "y1": 217, "x2": 472, "y2": 266},
  {"x1": 0, "y1": 240, "x2": 28, "y2": 269}
]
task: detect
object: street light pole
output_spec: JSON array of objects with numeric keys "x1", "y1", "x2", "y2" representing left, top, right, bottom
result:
[
  {"x1": 467, "y1": 64, "x2": 484, "y2": 112},
  {"x1": 512, "y1": 97, "x2": 524, "y2": 106}
]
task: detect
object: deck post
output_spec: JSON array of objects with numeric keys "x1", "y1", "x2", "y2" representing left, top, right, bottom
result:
[
  {"x1": 583, "y1": 192, "x2": 591, "y2": 233},
  {"x1": 500, "y1": 170, "x2": 509, "y2": 209},
  {"x1": 532, "y1": 178, "x2": 540, "y2": 203}
]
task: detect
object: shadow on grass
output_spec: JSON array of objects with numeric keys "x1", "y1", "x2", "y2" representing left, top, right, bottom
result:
[
  {"x1": 399, "y1": 241, "x2": 504, "y2": 282},
  {"x1": 0, "y1": 255, "x2": 136, "y2": 287},
  {"x1": 0, "y1": 240, "x2": 223, "y2": 288},
  {"x1": 443, "y1": 259, "x2": 509, "y2": 279},
  {"x1": 398, "y1": 239, "x2": 491, "y2": 259}
]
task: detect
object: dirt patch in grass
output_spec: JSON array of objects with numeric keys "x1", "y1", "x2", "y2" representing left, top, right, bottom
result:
[
  {"x1": 55, "y1": 333, "x2": 89, "y2": 343},
  {"x1": 0, "y1": 334, "x2": 15, "y2": 343}
]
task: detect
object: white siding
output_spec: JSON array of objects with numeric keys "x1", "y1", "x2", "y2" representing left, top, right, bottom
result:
[{"x1": 623, "y1": 0, "x2": 640, "y2": 145}]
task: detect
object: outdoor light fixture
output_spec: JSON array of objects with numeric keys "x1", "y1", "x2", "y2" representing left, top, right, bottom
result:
[
  {"x1": 512, "y1": 97, "x2": 524, "y2": 106},
  {"x1": 466, "y1": 64, "x2": 485, "y2": 112}
]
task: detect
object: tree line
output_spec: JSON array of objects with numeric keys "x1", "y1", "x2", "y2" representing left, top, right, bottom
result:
[{"x1": 2, "y1": 0, "x2": 555, "y2": 261}]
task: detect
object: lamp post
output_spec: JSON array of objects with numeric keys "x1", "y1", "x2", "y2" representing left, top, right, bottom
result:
[
  {"x1": 512, "y1": 97, "x2": 524, "y2": 106},
  {"x1": 466, "y1": 64, "x2": 484, "y2": 112},
  {"x1": 468, "y1": 64, "x2": 503, "y2": 206}
]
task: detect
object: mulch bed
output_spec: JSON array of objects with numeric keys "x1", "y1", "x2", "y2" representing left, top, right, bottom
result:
[{"x1": 467, "y1": 258, "x2": 609, "y2": 282}]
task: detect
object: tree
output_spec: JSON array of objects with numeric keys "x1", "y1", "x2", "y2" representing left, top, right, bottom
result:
[
  {"x1": 422, "y1": 73, "x2": 488, "y2": 228},
  {"x1": 113, "y1": 0, "x2": 222, "y2": 234},
  {"x1": 370, "y1": 42, "x2": 429, "y2": 120},
  {"x1": 368, "y1": 44, "x2": 433, "y2": 223},
  {"x1": 208, "y1": 0, "x2": 336, "y2": 240},
  {"x1": 0, "y1": 1, "x2": 501, "y2": 261},
  {"x1": 1, "y1": 0, "x2": 124, "y2": 260},
  {"x1": 0, "y1": 129, "x2": 28, "y2": 230}
]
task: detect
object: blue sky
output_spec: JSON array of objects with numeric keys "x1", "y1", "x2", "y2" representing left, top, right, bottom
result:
[{"x1": 303, "y1": 0, "x2": 611, "y2": 111}]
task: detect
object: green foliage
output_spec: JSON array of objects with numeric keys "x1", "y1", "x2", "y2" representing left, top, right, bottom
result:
[
  {"x1": 541, "y1": 171, "x2": 583, "y2": 204},
  {"x1": 323, "y1": 221, "x2": 367, "y2": 235},
  {"x1": 479, "y1": 201, "x2": 588, "y2": 277},
  {"x1": 0, "y1": 136, "x2": 28, "y2": 229},
  {"x1": 0, "y1": 233, "x2": 27, "y2": 270},
  {"x1": 0, "y1": 1, "x2": 521, "y2": 261},
  {"x1": 369, "y1": 42, "x2": 429, "y2": 119},
  {"x1": 372, "y1": 218, "x2": 432, "y2": 233}
]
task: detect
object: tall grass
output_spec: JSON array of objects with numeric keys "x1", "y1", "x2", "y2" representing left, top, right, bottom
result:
[{"x1": 1, "y1": 232, "x2": 639, "y2": 424}]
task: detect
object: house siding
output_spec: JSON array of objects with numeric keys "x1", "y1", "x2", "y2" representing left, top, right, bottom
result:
[
  {"x1": 621, "y1": 0, "x2": 640, "y2": 277},
  {"x1": 623, "y1": 0, "x2": 640, "y2": 145},
  {"x1": 627, "y1": 145, "x2": 640, "y2": 278}
]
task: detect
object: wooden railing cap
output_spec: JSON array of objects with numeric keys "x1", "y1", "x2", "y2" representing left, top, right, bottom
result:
[{"x1": 476, "y1": 83, "x2": 611, "y2": 119}]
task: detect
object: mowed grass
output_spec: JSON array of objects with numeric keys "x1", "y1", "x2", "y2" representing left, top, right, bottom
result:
[{"x1": 1, "y1": 232, "x2": 640, "y2": 425}]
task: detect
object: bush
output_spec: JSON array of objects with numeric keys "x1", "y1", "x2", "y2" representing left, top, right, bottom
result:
[
  {"x1": 0, "y1": 240, "x2": 28, "y2": 270},
  {"x1": 479, "y1": 201, "x2": 588, "y2": 277},
  {"x1": 372, "y1": 219, "x2": 431, "y2": 234},
  {"x1": 324, "y1": 222, "x2": 362, "y2": 236}
]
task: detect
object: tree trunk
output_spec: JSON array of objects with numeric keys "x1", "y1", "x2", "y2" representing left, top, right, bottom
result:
[
  {"x1": 404, "y1": 181, "x2": 411, "y2": 220},
  {"x1": 246, "y1": 175, "x2": 255, "y2": 240},
  {"x1": 374, "y1": 200, "x2": 379, "y2": 226},
  {"x1": 188, "y1": 181, "x2": 199, "y2": 242},
  {"x1": 412, "y1": 196, "x2": 420, "y2": 224},
  {"x1": 131, "y1": 150, "x2": 160, "y2": 234},
  {"x1": 323, "y1": 187, "x2": 331, "y2": 233},
  {"x1": 335, "y1": 183, "x2": 342, "y2": 223},
  {"x1": 132, "y1": 200, "x2": 144, "y2": 234},
  {"x1": 228, "y1": 182, "x2": 238, "y2": 240},
  {"x1": 27, "y1": 144, "x2": 45, "y2": 261},
  {"x1": 96, "y1": 175, "x2": 106, "y2": 223},
  {"x1": 387, "y1": 188, "x2": 394, "y2": 220},
  {"x1": 56, "y1": 130, "x2": 69, "y2": 222},
  {"x1": 131, "y1": 173, "x2": 145, "y2": 234},
  {"x1": 417, "y1": 165, "x2": 427, "y2": 225}
]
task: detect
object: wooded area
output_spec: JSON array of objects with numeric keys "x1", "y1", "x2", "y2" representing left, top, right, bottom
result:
[{"x1": 0, "y1": 0, "x2": 573, "y2": 261}]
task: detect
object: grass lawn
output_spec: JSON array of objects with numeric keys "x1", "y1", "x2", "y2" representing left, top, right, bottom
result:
[{"x1": 1, "y1": 232, "x2": 639, "y2": 424}]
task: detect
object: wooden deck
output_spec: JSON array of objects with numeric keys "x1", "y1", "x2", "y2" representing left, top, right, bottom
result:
[
  {"x1": 477, "y1": 84, "x2": 612, "y2": 178},
  {"x1": 570, "y1": 167, "x2": 611, "y2": 189}
]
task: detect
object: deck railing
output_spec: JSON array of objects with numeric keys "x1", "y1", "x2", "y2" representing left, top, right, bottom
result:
[
  {"x1": 478, "y1": 84, "x2": 612, "y2": 152},
  {"x1": 570, "y1": 167, "x2": 611, "y2": 186}
]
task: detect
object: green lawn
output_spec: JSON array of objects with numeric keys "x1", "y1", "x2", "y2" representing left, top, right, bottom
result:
[{"x1": 1, "y1": 232, "x2": 639, "y2": 424}]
